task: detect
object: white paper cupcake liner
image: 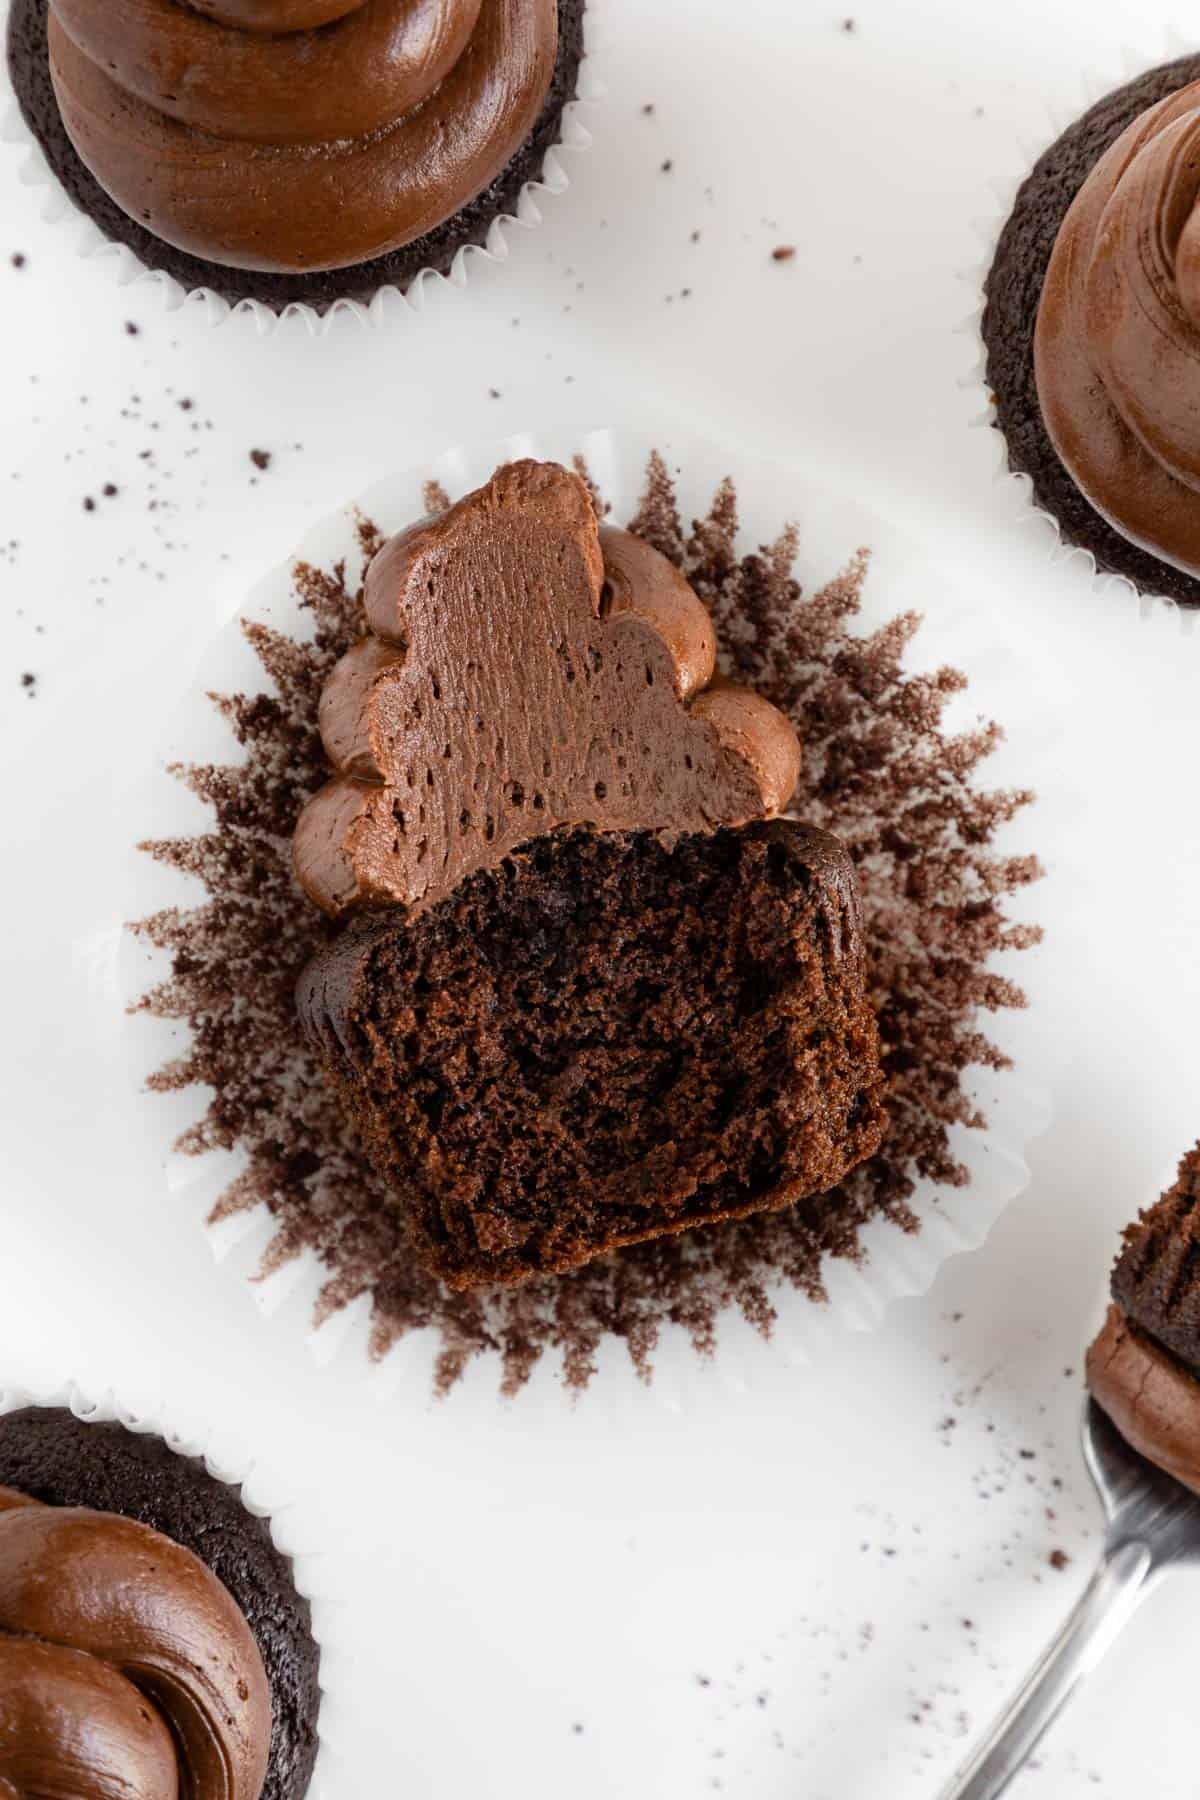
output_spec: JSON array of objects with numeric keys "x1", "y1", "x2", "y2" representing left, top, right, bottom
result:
[
  {"x1": 112, "y1": 423, "x2": 1056, "y2": 1393},
  {"x1": 0, "y1": 1377, "x2": 342, "y2": 1800},
  {"x1": 1, "y1": 0, "x2": 602, "y2": 337},
  {"x1": 963, "y1": 30, "x2": 1200, "y2": 633}
]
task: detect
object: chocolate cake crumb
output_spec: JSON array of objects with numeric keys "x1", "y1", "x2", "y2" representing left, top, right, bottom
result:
[
  {"x1": 249, "y1": 449, "x2": 272, "y2": 473},
  {"x1": 82, "y1": 496, "x2": 96, "y2": 512},
  {"x1": 661, "y1": 159, "x2": 674, "y2": 173},
  {"x1": 124, "y1": 320, "x2": 139, "y2": 335},
  {"x1": 132, "y1": 453, "x2": 1041, "y2": 1394},
  {"x1": 10, "y1": 252, "x2": 25, "y2": 268},
  {"x1": 20, "y1": 672, "x2": 36, "y2": 696},
  {"x1": 772, "y1": 246, "x2": 796, "y2": 263},
  {"x1": 1048, "y1": 1549, "x2": 1069, "y2": 1572}
]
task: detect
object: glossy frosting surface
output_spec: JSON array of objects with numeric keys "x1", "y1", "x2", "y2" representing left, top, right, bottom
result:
[
  {"x1": 1087, "y1": 1303, "x2": 1200, "y2": 1498},
  {"x1": 1035, "y1": 80, "x2": 1200, "y2": 579},
  {"x1": 293, "y1": 460, "x2": 802, "y2": 918},
  {"x1": 0, "y1": 1489, "x2": 272, "y2": 1800},
  {"x1": 46, "y1": 0, "x2": 558, "y2": 272}
]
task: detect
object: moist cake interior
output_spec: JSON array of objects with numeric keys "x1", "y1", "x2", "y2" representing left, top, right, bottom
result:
[{"x1": 298, "y1": 820, "x2": 885, "y2": 1290}]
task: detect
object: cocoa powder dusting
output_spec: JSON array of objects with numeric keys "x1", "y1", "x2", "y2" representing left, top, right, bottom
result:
[{"x1": 131, "y1": 454, "x2": 1041, "y2": 1394}]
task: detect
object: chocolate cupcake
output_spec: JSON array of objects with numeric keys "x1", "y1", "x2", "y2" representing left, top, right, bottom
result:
[
  {"x1": 6, "y1": 0, "x2": 589, "y2": 314},
  {"x1": 983, "y1": 55, "x2": 1200, "y2": 606},
  {"x1": 129, "y1": 432, "x2": 1042, "y2": 1391},
  {"x1": 0, "y1": 1399, "x2": 321, "y2": 1800}
]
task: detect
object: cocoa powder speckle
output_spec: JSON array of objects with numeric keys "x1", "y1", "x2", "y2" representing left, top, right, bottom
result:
[{"x1": 131, "y1": 453, "x2": 1041, "y2": 1394}]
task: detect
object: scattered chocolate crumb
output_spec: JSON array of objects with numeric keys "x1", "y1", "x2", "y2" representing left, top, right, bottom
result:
[
  {"x1": 772, "y1": 246, "x2": 797, "y2": 264},
  {"x1": 661, "y1": 159, "x2": 674, "y2": 173},
  {"x1": 82, "y1": 496, "x2": 96, "y2": 513},
  {"x1": 132, "y1": 453, "x2": 1041, "y2": 1395},
  {"x1": 488, "y1": 388, "x2": 502, "y2": 400},
  {"x1": 10, "y1": 253, "x2": 26, "y2": 270},
  {"x1": 842, "y1": 16, "x2": 856, "y2": 31},
  {"x1": 642, "y1": 103, "x2": 655, "y2": 115},
  {"x1": 102, "y1": 482, "x2": 118, "y2": 499},
  {"x1": 124, "y1": 320, "x2": 139, "y2": 335},
  {"x1": 691, "y1": 230, "x2": 702, "y2": 243},
  {"x1": 1048, "y1": 1549, "x2": 1070, "y2": 1572},
  {"x1": 571, "y1": 1723, "x2": 584, "y2": 1736},
  {"x1": 249, "y1": 448, "x2": 271, "y2": 472},
  {"x1": 19, "y1": 672, "x2": 36, "y2": 696}
]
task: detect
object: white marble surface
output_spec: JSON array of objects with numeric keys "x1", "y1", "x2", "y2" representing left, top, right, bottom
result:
[{"x1": 3, "y1": 1, "x2": 1200, "y2": 1794}]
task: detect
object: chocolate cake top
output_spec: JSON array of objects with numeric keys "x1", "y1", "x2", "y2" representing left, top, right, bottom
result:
[
  {"x1": 0, "y1": 1485, "x2": 272, "y2": 1799},
  {"x1": 1109, "y1": 1142, "x2": 1200, "y2": 1372},
  {"x1": 294, "y1": 460, "x2": 801, "y2": 918},
  {"x1": 1036, "y1": 81, "x2": 1200, "y2": 578}
]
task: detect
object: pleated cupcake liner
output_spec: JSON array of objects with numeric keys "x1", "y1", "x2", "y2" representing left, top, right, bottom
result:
[{"x1": 112, "y1": 422, "x2": 1056, "y2": 1392}]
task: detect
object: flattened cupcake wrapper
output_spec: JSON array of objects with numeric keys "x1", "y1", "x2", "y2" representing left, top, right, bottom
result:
[
  {"x1": 0, "y1": 1378, "x2": 341, "y2": 1799},
  {"x1": 114, "y1": 424, "x2": 1055, "y2": 1397},
  {"x1": 0, "y1": 1, "x2": 601, "y2": 337},
  {"x1": 964, "y1": 30, "x2": 1200, "y2": 632}
]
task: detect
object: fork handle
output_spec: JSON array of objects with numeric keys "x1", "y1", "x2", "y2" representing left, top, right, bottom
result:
[{"x1": 936, "y1": 1538, "x2": 1154, "y2": 1800}]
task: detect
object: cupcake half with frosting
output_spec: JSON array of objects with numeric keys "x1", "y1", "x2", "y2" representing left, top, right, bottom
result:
[
  {"x1": 0, "y1": 1400, "x2": 321, "y2": 1800},
  {"x1": 6, "y1": 0, "x2": 588, "y2": 313},
  {"x1": 983, "y1": 54, "x2": 1200, "y2": 607},
  {"x1": 292, "y1": 458, "x2": 886, "y2": 1291}
]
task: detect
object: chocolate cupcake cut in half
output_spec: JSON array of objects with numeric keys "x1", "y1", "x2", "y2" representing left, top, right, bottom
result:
[
  {"x1": 6, "y1": 0, "x2": 586, "y2": 311},
  {"x1": 294, "y1": 460, "x2": 886, "y2": 1291},
  {"x1": 984, "y1": 55, "x2": 1200, "y2": 605},
  {"x1": 1087, "y1": 1144, "x2": 1200, "y2": 1497},
  {"x1": 0, "y1": 1406, "x2": 320, "y2": 1800}
]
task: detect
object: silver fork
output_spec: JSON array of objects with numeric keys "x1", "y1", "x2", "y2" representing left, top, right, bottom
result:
[{"x1": 938, "y1": 1398, "x2": 1200, "y2": 1799}]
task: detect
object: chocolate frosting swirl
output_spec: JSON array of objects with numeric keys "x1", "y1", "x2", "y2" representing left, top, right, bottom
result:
[
  {"x1": 0, "y1": 1490, "x2": 272, "y2": 1800},
  {"x1": 293, "y1": 461, "x2": 802, "y2": 919},
  {"x1": 1035, "y1": 81, "x2": 1200, "y2": 579},
  {"x1": 1087, "y1": 1303, "x2": 1200, "y2": 1498},
  {"x1": 46, "y1": 0, "x2": 558, "y2": 273}
]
